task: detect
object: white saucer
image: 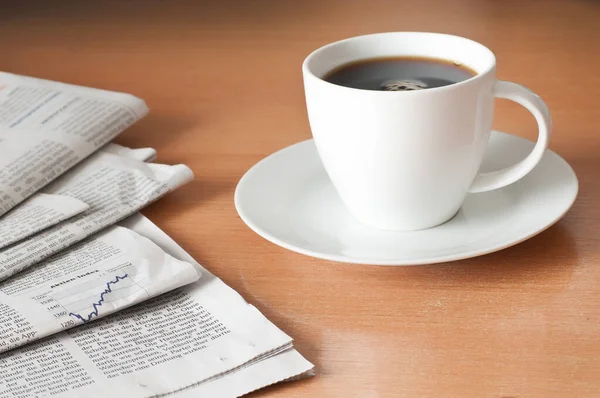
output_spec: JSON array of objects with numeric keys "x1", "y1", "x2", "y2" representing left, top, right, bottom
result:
[{"x1": 235, "y1": 131, "x2": 578, "y2": 265}]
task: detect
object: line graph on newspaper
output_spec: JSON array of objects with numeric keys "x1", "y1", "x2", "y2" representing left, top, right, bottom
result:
[{"x1": 30, "y1": 265, "x2": 152, "y2": 328}]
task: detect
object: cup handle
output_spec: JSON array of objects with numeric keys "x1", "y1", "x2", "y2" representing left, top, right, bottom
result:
[{"x1": 468, "y1": 80, "x2": 552, "y2": 193}]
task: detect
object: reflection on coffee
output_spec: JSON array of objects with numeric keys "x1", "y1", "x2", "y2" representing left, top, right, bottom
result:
[{"x1": 323, "y1": 56, "x2": 477, "y2": 91}]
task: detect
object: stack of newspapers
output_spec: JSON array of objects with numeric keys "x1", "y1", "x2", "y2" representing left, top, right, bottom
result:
[{"x1": 0, "y1": 72, "x2": 313, "y2": 398}]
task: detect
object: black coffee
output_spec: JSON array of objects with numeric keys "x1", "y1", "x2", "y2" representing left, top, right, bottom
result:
[{"x1": 323, "y1": 56, "x2": 477, "y2": 91}]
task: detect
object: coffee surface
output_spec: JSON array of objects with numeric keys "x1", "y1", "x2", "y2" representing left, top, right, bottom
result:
[{"x1": 323, "y1": 56, "x2": 477, "y2": 91}]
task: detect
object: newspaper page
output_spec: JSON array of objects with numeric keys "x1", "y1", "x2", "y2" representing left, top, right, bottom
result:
[
  {"x1": 0, "y1": 193, "x2": 89, "y2": 249},
  {"x1": 0, "y1": 151, "x2": 193, "y2": 281},
  {"x1": 0, "y1": 214, "x2": 313, "y2": 398},
  {"x1": 0, "y1": 144, "x2": 157, "y2": 249},
  {"x1": 0, "y1": 225, "x2": 200, "y2": 354},
  {"x1": 0, "y1": 72, "x2": 148, "y2": 217}
]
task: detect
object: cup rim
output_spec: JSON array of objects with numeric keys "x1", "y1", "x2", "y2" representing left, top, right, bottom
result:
[{"x1": 302, "y1": 32, "x2": 497, "y2": 95}]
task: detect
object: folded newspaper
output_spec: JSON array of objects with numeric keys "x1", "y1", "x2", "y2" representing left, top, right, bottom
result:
[
  {"x1": 0, "y1": 224, "x2": 201, "y2": 353},
  {"x1": 0, "y1": 147, "x2": 193, "y2": 281},
  {"x1": 0, "y1": 144, "x2": 157, "y2": 249},
  {"x1": 0, "y1": 72, "x2": 148, "y2": 217},
  {"x1": 0, "y1": 214, "x2": 314, "y2": 398},
  {"x1": 0, "y1": 73, "x2": 313, "y2": 396}
]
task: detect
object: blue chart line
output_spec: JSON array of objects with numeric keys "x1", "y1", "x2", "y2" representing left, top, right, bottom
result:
[{"x1": 68, "y1": 274, "x2": 129, "y2": 322}]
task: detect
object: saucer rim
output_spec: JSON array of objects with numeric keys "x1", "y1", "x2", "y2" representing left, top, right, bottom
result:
[{"x1": 234, "y1": 133, "x2": 579, "y2": 266}]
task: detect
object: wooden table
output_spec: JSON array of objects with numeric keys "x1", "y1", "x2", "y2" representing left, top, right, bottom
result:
[{"x1": 2, "y1": 0, "x2": 599, "y2": 396}]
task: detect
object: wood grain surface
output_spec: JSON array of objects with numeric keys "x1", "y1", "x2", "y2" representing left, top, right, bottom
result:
[{"x1": 1, "y1": 0, "x2": 599, "y2": 396}]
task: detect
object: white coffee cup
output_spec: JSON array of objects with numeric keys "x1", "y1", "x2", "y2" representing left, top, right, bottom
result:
[{"x1": 302, "y1": 32, "x2": 550, "y2": 231}]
